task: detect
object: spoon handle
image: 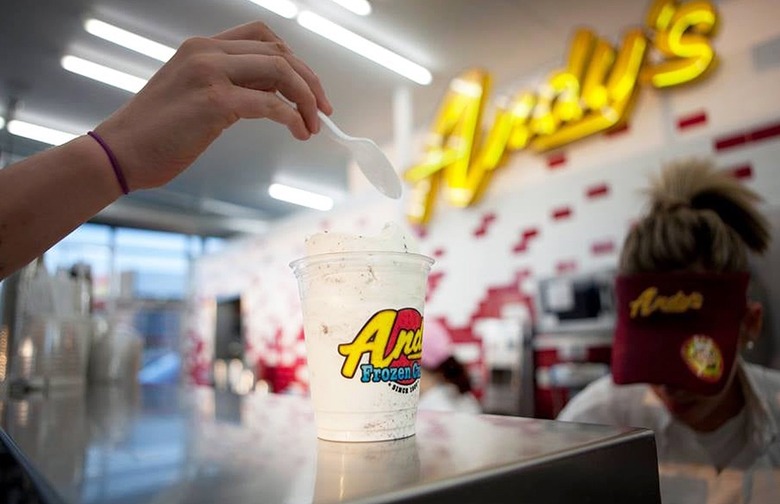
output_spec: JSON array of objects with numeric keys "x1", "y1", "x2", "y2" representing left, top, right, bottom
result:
[{"x1": 317, "y1": 111, "x2": 348, "y2": 144}]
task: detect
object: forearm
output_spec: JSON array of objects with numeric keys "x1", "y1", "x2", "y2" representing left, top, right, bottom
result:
[{"x1": 0, "y1": 135, "x2": 122, "y2": 279}]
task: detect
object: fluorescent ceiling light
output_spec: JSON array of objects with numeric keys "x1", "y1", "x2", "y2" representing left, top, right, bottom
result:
[
  {"x1": 61, "y1": 55, "x2": 147, "y2": 93},
  {"x1": 329, "y1": 0, "x2": 372, "y2": 16},
  {"x1": 268, "y1": 183, "x2": 334, "y2": 211},
  {"x1": 297, "y1": 11, "x2": 432, "y2": 85},
  {"x1": 84, "y1": 19, "x2": 176, "y2": 62},
  {"x1": 7, "y1": 120, "x2": 78, "y2": 146},
  {"x1": 248, "y1": 0, "x2": 299, "y2": 19}
]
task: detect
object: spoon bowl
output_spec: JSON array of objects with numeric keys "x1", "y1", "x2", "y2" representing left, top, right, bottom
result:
[{"x1": 318, "y1": 112, "x2": 403, "y2": 199}]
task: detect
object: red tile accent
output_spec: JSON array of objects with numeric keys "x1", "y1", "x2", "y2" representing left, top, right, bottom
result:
[
  {"x1": 591, "y1": 240, "x2": 616, "y2": 256},
  {"x1": 473, "y1": 226, "x2": 487, "y2": 238},
  {"x1": 748, "y1": 123, "x2": 780, "y2": 143},
  {"x1": 729, "y1": 164, "x2": 753, "y2": 180},
  {"x1": 412, "y1": 225, "x2": 428, "y2": 240},
  {"x1": 605, "y1": 123, "x2": 630, "y2": 137},
  {"x1": 547, "y1": 153, "x2": 567, "y2": 168},
  {"x1": 714, "y1": 134, "x2": 748, "y2": 152},
  {"x1": 585, "y1": 183, "x2": 610, "y2": 199},
  {"x1": 432, "y1": 247, "x2": 446, "y2": 258},
  {"x1": 556, "y1": 260, "x2": 578, "y2": 274},
  {"x1": 512, "y1": 242, "x2": 528, "y2": 254},
  {"x1": 523, "y1": 227, "x2": 540, "y2": 240},
  {"x1": 482, "y1": 212, "x2": 497, "y2": 223},
  {"x1": 677, "y1": 111, "x2": 708, "y2": 130},
  {"x1": 426, "y1": 271, "x2": 446, "y2": 301},
  {"x1": 551, "y1": 206, "x2": 573, "y2": 221}
]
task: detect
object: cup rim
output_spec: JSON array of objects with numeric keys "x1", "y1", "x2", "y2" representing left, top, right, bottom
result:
[{"x1": 289, "y1": 250, "x2": 434, "y2": 271}]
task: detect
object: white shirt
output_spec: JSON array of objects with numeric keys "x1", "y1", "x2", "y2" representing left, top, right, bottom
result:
[
  {"x1": 418, "y1": 383, "x2": 482, "y2": 414},
  {"x1": 558, "y1": 362, "x2": 780, "y2": 504}
]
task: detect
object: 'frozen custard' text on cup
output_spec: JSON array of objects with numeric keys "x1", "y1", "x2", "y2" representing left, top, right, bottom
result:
[{"x1": 290, "y1": 224, "x2": 434, "y2": 442}]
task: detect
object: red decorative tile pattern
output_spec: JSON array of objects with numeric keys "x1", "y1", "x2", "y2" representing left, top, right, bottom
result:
[
  {"x1": 426, "y1": 271, "x2": 446, "y2": 301},
  {"x1": 591, "y1": 240, "x2": 616, "y2": 256},
  {"x1": 432, "y1": 247, "x2": 446, "y2": 258},
  {"x1": 714, "y1": 120, "x2": 780, "y2": 152},
  {"x1": 729, "y1": 164, "x2": 753, "y2": 180},
  {"x1": 714, "y1": 134, "x2": 748, "y2": 152},
  {"x1": 677, "y1": 111, "x2": 708, "y2": 130},
  {"x1": 412, "y1": 225, "x2": 428, "y2": 240},
  {"x1": 556, "y1": 260, "x2": 578, "y2": 274},
  {"x1": 523, "y1": 228, "x2": 540, "y2": 239},
  {"x1": 551, "y1": 206, "x2": 573, "y2": 221},
  {"x1": 547, "y1": 153, "x2": 567, "y2": 169},
  {"x1": 605, "y1": 123, "x2": 630, "y2": 137},
  {"x1": 472, "y1": 212, "x2": 498, "y2": 238},
  {"x1": 512, "y1": 227, "x2": 541, "y2": 254},
  {"x1": 475, "y1": 273, "x2": 535, "y2": 318},
  {"x1": 751, "y1": 123, "x2": 780, "y2": 142},
  {"x1": 585, "y1": 183, "x2": 610, "y2": 199}
]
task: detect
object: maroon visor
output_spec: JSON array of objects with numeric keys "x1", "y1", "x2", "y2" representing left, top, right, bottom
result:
[{"x1": 611, "y1": 272, "x2": 749, "y2": 395}]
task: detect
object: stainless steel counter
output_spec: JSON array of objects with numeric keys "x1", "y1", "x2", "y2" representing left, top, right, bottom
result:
[{"x1": 0, "y1": 385, "x2": 660, "y2": 503}]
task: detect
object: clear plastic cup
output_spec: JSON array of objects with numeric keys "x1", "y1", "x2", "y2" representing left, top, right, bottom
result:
[
  {"x1": 314, "y1": 437, "x2": 420, "y2": 500},
  {"x1": 291, "y1": 251, "x2": 434, "y2": 442}
]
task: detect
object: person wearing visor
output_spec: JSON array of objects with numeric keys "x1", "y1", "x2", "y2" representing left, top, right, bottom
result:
[
  {"x1": 418, "y1": 319, "x2": 481, "y2": 413},
  {"x1": 558, "y1": 159, "x2": 780, "y2": 503}
]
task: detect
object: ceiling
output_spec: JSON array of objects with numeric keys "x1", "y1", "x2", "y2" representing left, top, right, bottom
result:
[{"x1": 0, "y1": 0, "x2": 650, "y2": 237}]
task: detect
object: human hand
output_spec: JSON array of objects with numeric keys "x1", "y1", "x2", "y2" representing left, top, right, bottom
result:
[{"x1": 93, "y1": 21, "x2": 333, "y2": 191}]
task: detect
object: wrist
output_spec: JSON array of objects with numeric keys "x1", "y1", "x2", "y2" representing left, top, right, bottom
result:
[
  {"x1": 87, "y1": 131, "x2": 130, "y2": 194},
  {"x1": 75, "y1": 134, "x2": 126, "y2": 200}
]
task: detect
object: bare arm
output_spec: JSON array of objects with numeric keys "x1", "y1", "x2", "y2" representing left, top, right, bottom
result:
[
  {"x1": 0, "y1": 136, "x2": 121, "y2": 278},
  {"x1": 0, "y1": 21, "x2": 332, "y2": 280}
]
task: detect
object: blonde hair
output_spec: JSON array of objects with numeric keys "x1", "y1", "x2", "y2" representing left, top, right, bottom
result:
[{"x1": 619, "y1": 159, "x2": 770, "y2": 274}]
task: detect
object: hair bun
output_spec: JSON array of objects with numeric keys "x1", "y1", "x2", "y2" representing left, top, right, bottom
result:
[{"x1": 647, "y1": 159, "x2": 770, "y2": 254}]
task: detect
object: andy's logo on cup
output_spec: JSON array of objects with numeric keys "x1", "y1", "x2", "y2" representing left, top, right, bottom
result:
[{"x1": 338, "y1": 308, "x2": 423, "y2": 394}]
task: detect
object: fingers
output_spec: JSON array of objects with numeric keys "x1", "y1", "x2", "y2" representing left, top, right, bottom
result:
[
  {"x1": 211, "y1": 39, "x2": 333, "y2": 116},
  {"x1": 181, "y1": 20, "x2": 333, "y2": 141},
  {"x1": 221, "y1": 53, "x2": 321, "y2": 133},
  {"x1": 226, "y1": 88, "x2": 311, "y2": 140},
  {"x1": 212, "y1": 21, "x2": 284, "y2": 43}
]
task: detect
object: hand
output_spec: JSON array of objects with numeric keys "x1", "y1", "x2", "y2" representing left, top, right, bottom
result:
[{"x1": 93, "y1": 21, "x2": 333, "y2": 191}]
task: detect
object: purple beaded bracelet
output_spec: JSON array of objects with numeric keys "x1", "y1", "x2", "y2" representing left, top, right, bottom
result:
[{"x1": 87, "y1": 131, "x2": 130, "y2": 195}]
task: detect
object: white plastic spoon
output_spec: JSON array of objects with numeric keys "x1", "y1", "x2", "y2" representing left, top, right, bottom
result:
[{"x1": 317, "y1": 111, "x2": 403, "y2": 199}]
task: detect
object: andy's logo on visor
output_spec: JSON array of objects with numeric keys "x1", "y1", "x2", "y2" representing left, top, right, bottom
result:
[
  {"x1": 629, "y1": 287, "x2": 703, "y2": 318},
  {"x1": 338, "y1": 308, "x2": 423, "y2": 393}
]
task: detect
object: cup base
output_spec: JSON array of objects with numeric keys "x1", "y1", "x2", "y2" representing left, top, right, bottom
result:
[{"x1": 314, "y1": 408, "x2": 417, "y2": 442}]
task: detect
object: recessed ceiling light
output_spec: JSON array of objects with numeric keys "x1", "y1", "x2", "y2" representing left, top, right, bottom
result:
[
  {"x1": 7, "y1": 120, "x2": 78, "y2": 146},
  {"x1": 84, "y1": 19, "x2": 176, "y2": 62},
  {"x1": 268, "y1": 183, "x2": 334, "y2": 211},
  {"x1": 328, "y1": 0, "x2": 372, "y2": 16},
  {"x1": 248, "y1": 0, "x2": 299, "y2": 19},
  {"x1": 297, "y1": 11, "x2": 432, "y2": 85},
  {"x1": 61, "y1": 55, "x2": 147, "y2": 93}
]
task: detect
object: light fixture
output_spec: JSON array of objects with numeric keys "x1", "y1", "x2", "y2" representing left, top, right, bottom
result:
[
  {"x1": 248, "y1": 0, "x2": 299, "y2": 19},
  {"x1": 268, "y1": 183, "x2": 334, "y2": 211},
  {"x1": 0, "y1": 116, "x2": 5, "y2": 130},
  {"x1": 328, "y1": 0, "x2": 372, "y2": 16},
  {"x1": 297, "y1": 11, "x2": 431, "y2": 85},
  {"x1": 61, "y1": 55, "x2": 147, "y2": 93},
  {"x1": 84, "y1": 19, "x2": 176, "y2": 62},
  {"x1": 7, "y1": 120, "x2": 78, "y2": 146}
]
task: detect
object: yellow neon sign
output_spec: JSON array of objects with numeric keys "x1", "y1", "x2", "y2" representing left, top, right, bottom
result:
[{"x1": 405, "y1": 0, "x2": 719, "y2": 225}]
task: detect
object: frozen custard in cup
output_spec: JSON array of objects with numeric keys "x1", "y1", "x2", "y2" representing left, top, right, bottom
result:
[{"x1": 290, "y1": 223, "x2": 434, "y2": 442}]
